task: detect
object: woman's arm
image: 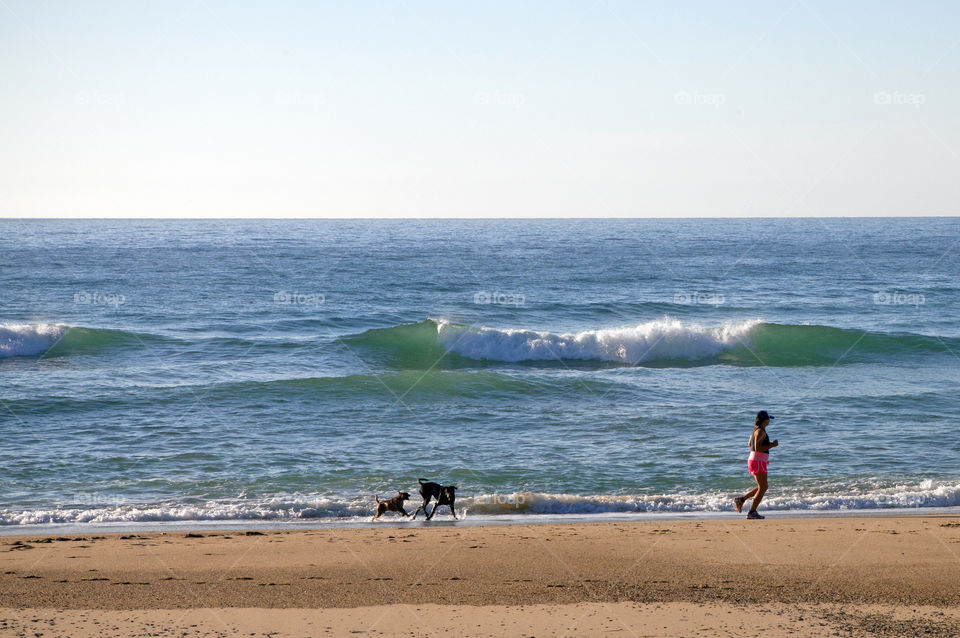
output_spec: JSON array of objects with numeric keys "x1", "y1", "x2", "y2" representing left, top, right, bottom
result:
[{"x1": 758, "y1": 437, "x2": 778, "y2": 452}]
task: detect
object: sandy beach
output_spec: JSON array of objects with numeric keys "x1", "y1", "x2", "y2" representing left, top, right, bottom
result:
[{"x1": 1, "y1": 515, "x2": 959, "y2": 636}]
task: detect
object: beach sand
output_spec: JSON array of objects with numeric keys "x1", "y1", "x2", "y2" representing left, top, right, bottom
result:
[{"x1": 1, "y1": 515, "x2": 959, "y2": 636}]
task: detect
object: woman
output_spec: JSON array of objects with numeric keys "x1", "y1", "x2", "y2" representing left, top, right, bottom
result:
[{"x1": 734, "y1": 410, "x2": 778, "y2": 519}]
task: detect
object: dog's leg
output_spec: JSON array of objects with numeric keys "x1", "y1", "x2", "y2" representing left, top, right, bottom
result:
[
  {"x1": 421, "y1": 498, "x2": 431, "y2": 518},
  {"x1": 413, "y1": 496, "x2": 431, "y2": 520}
]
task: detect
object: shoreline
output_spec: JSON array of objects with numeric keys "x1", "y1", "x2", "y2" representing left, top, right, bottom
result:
[{"x1": 3, "y1": 505, "x2": 960, "y2": 537}]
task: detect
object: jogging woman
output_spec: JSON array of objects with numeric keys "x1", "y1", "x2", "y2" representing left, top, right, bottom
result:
[{"x1": 734, "y1": 410, "x2": 778, "y2": 519}]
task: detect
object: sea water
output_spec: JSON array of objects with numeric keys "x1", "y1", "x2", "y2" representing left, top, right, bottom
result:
[{"x1": 1, "y1": 218, "x2": 959, "y2": 528}]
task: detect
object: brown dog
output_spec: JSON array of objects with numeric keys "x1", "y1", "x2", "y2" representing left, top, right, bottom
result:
[{"x1": 374, "y1": 491, "x2": 411, "y2": 519}]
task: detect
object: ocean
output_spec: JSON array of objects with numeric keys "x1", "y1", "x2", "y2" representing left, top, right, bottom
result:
[{"x1": 2, "y1": 218, "x2": 959, "y2": 530}]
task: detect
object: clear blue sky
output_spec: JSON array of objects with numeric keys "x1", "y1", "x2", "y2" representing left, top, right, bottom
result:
[{"x1": 2, "y1": 1, "x2": 958, "y2": 217}]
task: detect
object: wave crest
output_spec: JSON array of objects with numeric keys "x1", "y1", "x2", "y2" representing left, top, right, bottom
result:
[
  {"x1": 0, "y1": 323, "x2": 157, "y2": 359},
  {"x1": 436, "y1": 318, "x2": 759, "y2": 364},
  {"x1": 0, "y1": 323, "x2": 69, "y2": 358},
  {"x1": 346, "y1": 319, "x2": 957, "y2": 368}
]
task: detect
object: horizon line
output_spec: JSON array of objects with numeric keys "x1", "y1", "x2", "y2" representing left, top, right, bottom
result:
[{"x1": 3, "y1": 214, "x2": 959, "y2": 221}]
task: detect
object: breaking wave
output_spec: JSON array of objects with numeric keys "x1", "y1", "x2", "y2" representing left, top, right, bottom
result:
[{"x1": 347, "y1": 318, "x2": 956, "y2": 368}]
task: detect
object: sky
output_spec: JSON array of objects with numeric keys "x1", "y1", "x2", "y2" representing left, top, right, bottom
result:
[{"x1": 1, "y1": 1, "x2": 959, "y2": 218}]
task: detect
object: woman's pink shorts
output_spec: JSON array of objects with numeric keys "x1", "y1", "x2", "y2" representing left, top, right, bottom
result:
[{"x1": 748, "y1": 451, "x2": 769, "y2": 475}]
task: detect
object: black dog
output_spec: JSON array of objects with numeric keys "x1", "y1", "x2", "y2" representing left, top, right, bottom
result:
[{"x1": 411, "y1": 478, "x2": 457, "y2": 520}]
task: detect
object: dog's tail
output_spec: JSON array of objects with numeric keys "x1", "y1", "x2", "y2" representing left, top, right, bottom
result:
[
  {"x1": 418, "y1": 478, "x2": 428, "y2": 485},
  {"x1": 375, "y1": 495, "x2": 381, "y2": 503}
]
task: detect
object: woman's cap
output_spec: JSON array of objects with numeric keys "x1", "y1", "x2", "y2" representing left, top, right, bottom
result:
[{"x1": 756, "y1": 410, "x2": 774, "y2": 421}]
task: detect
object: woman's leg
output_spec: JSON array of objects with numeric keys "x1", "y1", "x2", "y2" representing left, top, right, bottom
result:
[
  {"x1": 735, "y1": 484, "x2": 759, "y2": 512},
  {"x1": 750, "y1": 473, "x2": 767, "y2": 512}
]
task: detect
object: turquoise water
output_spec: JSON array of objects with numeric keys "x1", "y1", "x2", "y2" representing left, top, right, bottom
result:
[{"x1": 1, "y1": 218, "x2": 959, "y2": 526}]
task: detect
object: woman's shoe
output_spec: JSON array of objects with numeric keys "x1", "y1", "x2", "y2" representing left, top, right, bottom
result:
[
  {"x1": 746, "y1": 510, "x2": 764, "y2": 519},
  {"x1": 733, "y1": 497, "x2": 745, "y2": 513}
]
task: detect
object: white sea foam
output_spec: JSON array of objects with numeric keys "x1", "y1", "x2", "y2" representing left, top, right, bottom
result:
[
  {"x1": 465, "y1": 480, "x2": 960, "y2": 514},
  {"x1": 435, "y1": 318, "x2": 760, "y2": 363},
  {"x1": 0, "y1": 495, "x2": 373, "y2": 526},
  {"x1": 3, "y1": 480, "x2": 958, "y2": 526},
  {"x1": 0, "y1": 323, "x2": 68, "y2": 358}
]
